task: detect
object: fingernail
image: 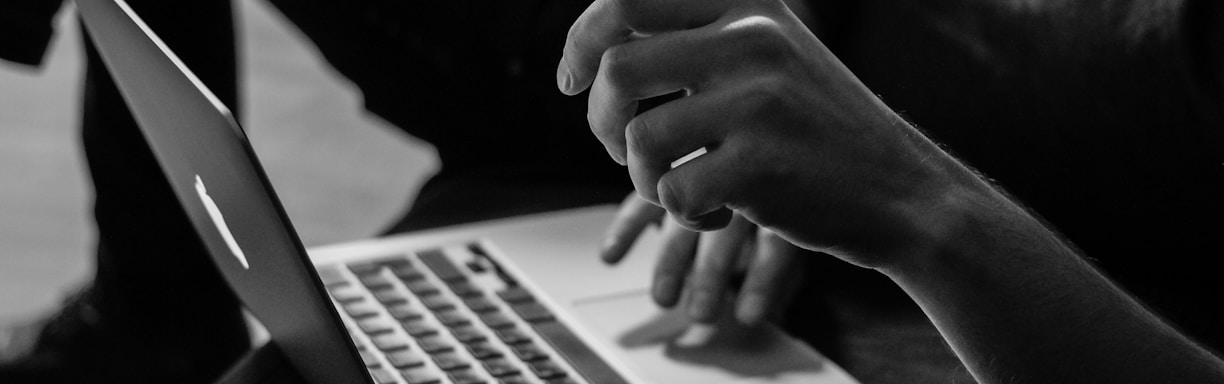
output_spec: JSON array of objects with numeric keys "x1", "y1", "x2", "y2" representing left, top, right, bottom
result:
[
  {"x1": 736, "y1": 294, "x2": 767, "y2": 325},
  {"x1": 653, "y1": 277, "x2": 680, "y2": 307},
  {"x1": 556, "y1": 59, "x2": 573, "y2": 94},
  {"x1": 688, "y1": 291, "x2": 719, "y2": 323}
]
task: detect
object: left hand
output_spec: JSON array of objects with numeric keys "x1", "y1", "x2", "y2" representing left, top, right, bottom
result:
[{"x1": 603, "y1": 193, "x2": 806, "y2": 325}]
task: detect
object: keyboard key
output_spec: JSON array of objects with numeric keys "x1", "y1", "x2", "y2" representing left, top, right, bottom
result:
[
  {"x1": 528, "y1": 360, "x2": 566, "y2": 380},
  {"x1": 329, "y1": 285, "x2": 365, "y2": 303},
  {"x1": 373, "y1": 290, "x2": 410, "y2": 305},
  {"x1": 418, "y1": 249, "x2": 466, "y2": 281},
  {"x1": 387, "y1": 304, "x2": 425, "y2": 321},
  {"x1": 495, "y1": 328, "x2": 531, "y2": 345},
  {"x1": 545, "y1": 378, "x2": 580, "y2": 384},
  {"x1": 360, "y1": 274, "x2": 396, "y2": 290},
  {"x1": 347, "y1": 262, "x2": 384, "y2": 276},
  {"x1": 450, "y1": 326, "x2": 487, "y2": 344},
  {"x1": 418, "y1": 336, "x2": 456, "y2": 354},
  {"x1": 436, "y1": 311, "x2": 471, "y2": 328},
  {"x1": 359, "y1": 349, "x2": 380, "y2": 368},
  {"x1": 371, "y1": 334, "x2": 411, "y2": 351},
  {"x1": 511, "y1": 343, "x2": 548, "y2": 362},
  {"x1": 358, "y1": 317, "x2": 397, "y2": 335},
  {"x1": 400, "y1": 368, "x2": 442, "y2": 384},
  {"x1": 482, "y1": 358, "x2": 522, "y2": 377},
  {"x1": 449, "y1": 281, "x2": 483, "y2": 298},
  {"x1": 479, "y1": 312, "x2": 515, "y2": 329},
  {"x1": 431, "y1": 352, "x2": 471, "y2": 371},
  {"x1": 466, "y1": 243, "x2": 492, "y2": 257},
  {"x1": 315, "y1": 266, "x2": 347, "y2": 286},
  {"x1": 498, "y1": 375, "x2": 533, "y2": 384},
  {"x1": 464, "y1": 297, "x2": 499, "y2": 313},
  {"x1": 344, "y1": 301, "x2": 380, "y2": 319},
  {"x1": 353, "y1": 256, "x2": 409, "y2": 271},
  {"x1": 405, "y1": 280, "x2": 441, "y2": 296},
  {"x1": 373, "y1": 256, "x2": 412, "y2": 268},
  {"x1": 421, "y1": 295, "x2": 456, "y2": 311},
  {"x1": 402, "y1": 321, "x2": 438, "y2": 337},
  {"x1": 510, "y1": 302, "x2": 554, "y2": 323},
  {"x1": 466, "y1": 342, "x2": 505, "y2": 360},
  {"x1": 370, "y1": 367, "x2": 399, "y2": 384},
  {"x1": 386, "y1": 350, "x2": 427, "y2": 369},
  {"x1": 465, "y1": 259, "x2": 488, "y2": 273},
  {"x1": 392, "y1": 265, "x2": 426, "y2": 281},
  {"x1": 496, "y1": 287, "x2": 533, "y2": 303},
  {"x1": 448, "y1": 369, "x2": 487, "y2": 384}
]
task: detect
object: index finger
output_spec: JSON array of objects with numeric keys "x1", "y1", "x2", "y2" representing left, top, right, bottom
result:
[
  {"x1": 557, "y1": 0, "x2": 737, "y2": 95},
  {"x1": 601, "y1": 193, "x2": 665, "y2": 264}
]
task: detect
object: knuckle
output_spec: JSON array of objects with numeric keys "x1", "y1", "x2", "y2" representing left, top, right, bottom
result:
[
  {"x1": 611, "y1": 0, "x2": 648, "y2": 27},
  {"x1": 587, "y1": 115, "x2": 617, "y2": 146},
  {"x1": 598, "y1": 44, "x2": 637, "y2": 93},
  {"x1": 722, "y1": 16, "x2": 793, "y2": 62},
  {"x1": 740, "y1": 77, "x2": 789, "y2": 113},
  {"x1": 564, "y1": 19, "x2": 582, "y2": 49},
  {"x1": 624, "y1": 116, "x2": 655, "y2": 154}
]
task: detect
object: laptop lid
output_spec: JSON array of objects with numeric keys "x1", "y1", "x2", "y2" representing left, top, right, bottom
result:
[{"x1": 76, "y1": 1, "x2": 369, "y2": 383}]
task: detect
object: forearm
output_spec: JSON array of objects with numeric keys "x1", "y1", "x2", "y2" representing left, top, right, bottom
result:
[{"x1": 882, "y1": 174, "x2": 1224, "y2": 383}]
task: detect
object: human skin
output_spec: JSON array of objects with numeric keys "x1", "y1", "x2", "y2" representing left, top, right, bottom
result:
[
  {"x1": 595, "y1": 0, "x2": 829, "y2": 327},
  {"x1": 599, "y1": 193, "x2": 805, "y2": 325},
  {"x1": 557, "y1": 0, "x2": 1224, "y2": 382}
]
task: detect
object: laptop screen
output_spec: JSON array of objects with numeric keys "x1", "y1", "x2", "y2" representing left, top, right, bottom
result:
[{"x1": 76, "y1": 1, "x2": 369, "y2": 383}]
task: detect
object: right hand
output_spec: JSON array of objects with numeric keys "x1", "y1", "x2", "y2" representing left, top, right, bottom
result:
[{"x1": 559, "y1": 0, "x2": 974, "y2": 269}]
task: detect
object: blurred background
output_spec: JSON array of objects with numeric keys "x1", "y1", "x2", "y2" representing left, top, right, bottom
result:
[{"x1": 0, "y1": 0, "x2": 438, "y2": 324}]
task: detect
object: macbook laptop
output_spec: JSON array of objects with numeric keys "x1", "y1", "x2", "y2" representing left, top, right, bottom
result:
[{"x1": 77, "y1": 0, "x2": 859, "y2": 383}]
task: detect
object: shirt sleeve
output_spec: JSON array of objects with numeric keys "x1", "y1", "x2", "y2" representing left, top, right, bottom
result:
[{"x1": 0, "y1": 0, "x2": 66, "y2": 67}]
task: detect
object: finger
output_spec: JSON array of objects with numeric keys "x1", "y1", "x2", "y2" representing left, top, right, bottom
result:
[
  {"x1": 686, "y1": 214, "x2": 755, "y2": 323},
  {"x1": 652, "y1": 216, "x2": 699, "y2": 307},
  {"x1": 624, "y1": 86, "x2": 745, "y2": 206},
  {"x1": 586, "y1": 25, "x2": 723, "y2": 164},
  {"x1": 601, "y1": 193, "x2": 665, "y2": 264},
  {"x1": 654, "y1": 137, "x2": 750, "y2": 231},
  {"x1": 735, "y1": 229, "x2": 803, "y2": 325},
  {"x1": 558, "y1": 0, "x2": 738, "y2": 95}
]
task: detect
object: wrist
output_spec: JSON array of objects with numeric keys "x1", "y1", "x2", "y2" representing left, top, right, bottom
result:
[{"x1": 874, "y1": 147, "x2": 1021, "y2": 277}]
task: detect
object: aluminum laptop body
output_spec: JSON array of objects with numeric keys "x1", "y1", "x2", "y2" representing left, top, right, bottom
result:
[{"x1": 77, "y1": 0, "x2": 858, "y2": 383}]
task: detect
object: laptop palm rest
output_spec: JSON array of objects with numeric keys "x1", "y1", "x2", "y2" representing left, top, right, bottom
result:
[{"x1": 572, "y1": 292, "x2": 855, "y2": 384}]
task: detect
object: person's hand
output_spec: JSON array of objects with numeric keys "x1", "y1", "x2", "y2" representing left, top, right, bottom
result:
[
  {"x1": 602, "y1": 194, "x2": 805, "y2": 325},
  {"x1": 559, "y1": 0, "x2": 967, "y2": 268}
]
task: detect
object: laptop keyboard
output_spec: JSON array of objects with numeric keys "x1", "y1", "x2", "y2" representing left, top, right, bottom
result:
[{"x1": 319, "y1": 243, "x2": 625, "y2": 384}]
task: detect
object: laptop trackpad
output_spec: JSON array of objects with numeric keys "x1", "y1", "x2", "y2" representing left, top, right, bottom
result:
[{"x1": 571, "y1": 293, "x2": 855, "y2": 384}]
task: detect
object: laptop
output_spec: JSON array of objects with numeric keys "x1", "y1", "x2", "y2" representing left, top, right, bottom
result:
[{"x1": 76, "y1": 1, "x2": 860, "y2": 383}]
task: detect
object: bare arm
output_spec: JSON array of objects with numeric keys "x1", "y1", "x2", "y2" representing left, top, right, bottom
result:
[
  {"x1": 557, "y1": 0, "x2": 1224, "y2": 381},
  {"x1": 882, "y1": 154, "x2": 1224, "y2": 383}
]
